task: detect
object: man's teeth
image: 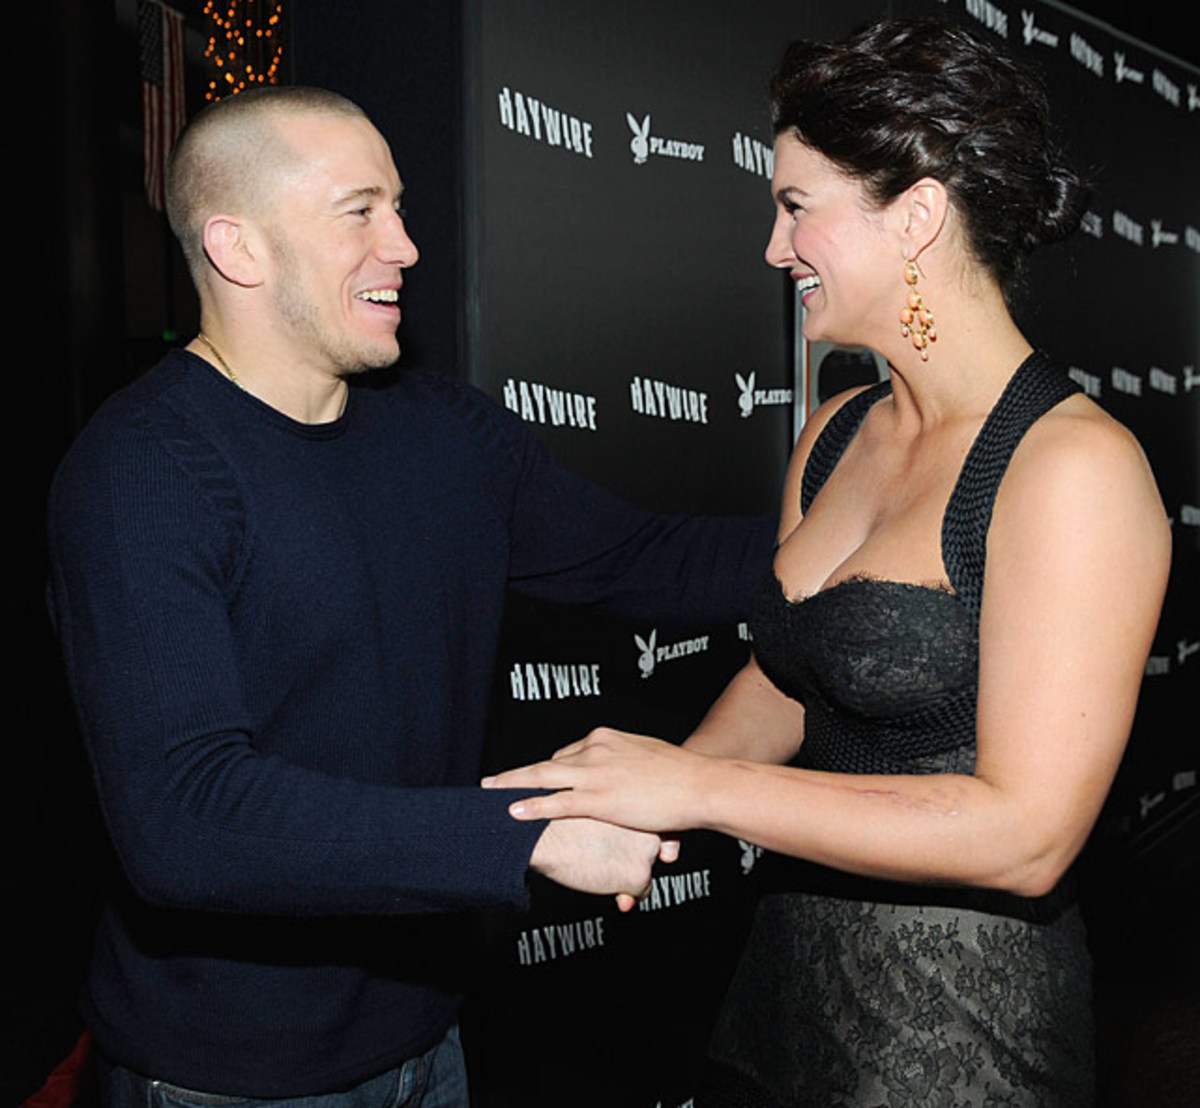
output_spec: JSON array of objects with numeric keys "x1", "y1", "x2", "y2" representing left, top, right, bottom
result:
[
  {"x1": 795, "y1": 275, "x2": 821, "y2": 294},
  {"x1": 356, "y1": 289, "x2": 398, "y2": 302}
]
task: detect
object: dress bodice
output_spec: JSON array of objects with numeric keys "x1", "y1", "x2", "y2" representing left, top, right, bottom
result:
[
  {"x1": 707, "y1": 355, "x2": 1094, "y2": 1107},
  {"x1": 753, "y1": 575, "x2": 977, "y2": 720},
  {"x1": 751, "y1": 351, "x2": 1079, "y2": 775}
]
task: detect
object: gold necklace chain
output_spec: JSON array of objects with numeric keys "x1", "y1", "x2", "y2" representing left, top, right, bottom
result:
[{"x1": 196, "y1": 332, "x2": 243, "y2": 390}]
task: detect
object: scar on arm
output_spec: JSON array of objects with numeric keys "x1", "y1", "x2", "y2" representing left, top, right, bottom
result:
[
  {"x1": 853, "y1": 785, "x2": 962, "y2": 817},
  {"x1": 730, "y1": 760, "x2": 965, "y2": 818}
]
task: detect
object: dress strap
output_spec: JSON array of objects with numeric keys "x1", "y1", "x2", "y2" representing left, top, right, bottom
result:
[
  {"x1": 942, "y1": 351, "x2": 1081, "y2": 622},
  {"x1": 800, "y1": 380, "x2": 893, "y2": 515}
]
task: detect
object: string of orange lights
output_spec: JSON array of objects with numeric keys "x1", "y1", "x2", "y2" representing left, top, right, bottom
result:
[{"x1": 202, "y1": 0, "x2": 283, "y2": 101}]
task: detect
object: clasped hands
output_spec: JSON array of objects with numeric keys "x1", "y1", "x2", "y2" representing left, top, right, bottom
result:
[{"x1": 482, "y1": 727, "x2": 708, "y2": 912}]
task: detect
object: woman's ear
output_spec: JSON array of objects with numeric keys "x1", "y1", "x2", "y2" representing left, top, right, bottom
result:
[
  {"x1": 201, "y1": 214, "x2": 266, "y2": 288},
  {"x1": 895, "y1": 176, "x2": 949, "y2": 259}
]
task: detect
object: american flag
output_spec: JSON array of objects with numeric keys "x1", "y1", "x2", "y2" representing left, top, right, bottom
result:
[{"x1": 138, "y1": 0, "x2": 186, "y2": 211}]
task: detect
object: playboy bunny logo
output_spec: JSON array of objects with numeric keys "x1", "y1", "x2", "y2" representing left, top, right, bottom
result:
[
  {"x1": 634, "y1": 629, "x2": 657, "y2": 678},
  {"x1": 627, "y1": 112, "x2": 650, "y2": 165},
  {"x1": 737, "y1": 839, "x2": 764, "y2": 875},
  {"x1": 1021, "y1": 10, "x2": 1059, "y2": 48},
  {"x1": 1151, "y1": 220, "x2": 1179, "y2": 248},
  {"x1": 1021, "y1": 10, "x2": 1038, "y2": 46},
  {"x1": 1139, "y1": 791, "x2": 1166, "y2": 820},
  {"x1": 735, "y1": 371, "x2": 756, "y2": 418}
]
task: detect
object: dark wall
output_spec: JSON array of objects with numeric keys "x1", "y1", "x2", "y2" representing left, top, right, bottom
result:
[
  {"x1": 290, "y1": 2, "x2": 1199, "y2": 1105},
  {"x1": 290, "y1": 2, "x2": 465, "y2": 378},
  {"x1": 11, "y1": 1, "x2": 125, "y2": 1101},
  {"x1": 458, "y1": 5, "x2": 800, "y2": 1100},
  {"x1": 13, "y1": 1, "x2": 1197, "y2": 1104}
]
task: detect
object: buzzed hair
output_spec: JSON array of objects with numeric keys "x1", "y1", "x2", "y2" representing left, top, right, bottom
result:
[{"x1": 166, "y1": 86, "x2": 368, "y2": 280}]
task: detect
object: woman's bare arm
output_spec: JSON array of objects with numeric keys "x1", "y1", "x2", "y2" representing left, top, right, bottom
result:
[{"x1": 489, "y1": 405, "x2": 1169, "y2": 895}]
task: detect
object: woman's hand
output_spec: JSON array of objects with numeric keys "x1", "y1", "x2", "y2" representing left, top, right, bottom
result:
[{"x1": 482, "y1": 728, "x2": 711, "y2": 833}]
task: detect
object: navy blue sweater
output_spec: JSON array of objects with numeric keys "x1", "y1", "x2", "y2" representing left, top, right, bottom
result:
[{"x1": 47, "y1": 351, "x2": 773, "y2": 1095}]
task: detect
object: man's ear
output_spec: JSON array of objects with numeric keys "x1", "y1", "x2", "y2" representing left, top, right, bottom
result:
[
  {"x1": 201, "y1": 214, "x2": 266, "y2": 288},
  {"x1": 893, "y1": 177, "x2": 949, "y2": 259}
]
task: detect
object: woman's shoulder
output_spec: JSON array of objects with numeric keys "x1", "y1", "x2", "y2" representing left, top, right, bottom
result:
[
  {"x1": 1011, "y1": 392, "x2": 1156, "y2": 490},
  {"x1": 996, "y1": 392, "x2": 1169, "y2": 562}
]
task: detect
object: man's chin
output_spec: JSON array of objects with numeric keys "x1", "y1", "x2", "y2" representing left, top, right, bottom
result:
[{"x1": 342, "y1": 342, "x2": 402, "y2": 376}]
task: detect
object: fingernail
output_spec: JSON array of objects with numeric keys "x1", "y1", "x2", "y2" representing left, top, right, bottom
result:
[
  {"x1": 480, "y1": 776, "x2": 495, "y2": 787},
  {"x1": 509, "y1": 802, "x2": 525, "y2": 817}
]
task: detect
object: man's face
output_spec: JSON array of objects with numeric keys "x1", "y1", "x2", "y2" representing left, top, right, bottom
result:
[{"x1": 258, "y1": 113, "x2": 419, "y2": 376}]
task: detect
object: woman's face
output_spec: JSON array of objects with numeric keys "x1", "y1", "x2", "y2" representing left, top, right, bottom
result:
[{"x1": 765, "y1": 133, "x2": 897, "y2": 348}]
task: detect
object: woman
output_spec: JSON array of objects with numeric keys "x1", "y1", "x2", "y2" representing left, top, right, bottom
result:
[{"x1": 484, "y1": 19, "x2": 1169, "y2": 1106}]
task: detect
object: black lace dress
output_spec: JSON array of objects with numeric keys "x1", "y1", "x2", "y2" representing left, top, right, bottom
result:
[{"x1": 702, "y1": 353, "x2": 1095, "y2": 1107}]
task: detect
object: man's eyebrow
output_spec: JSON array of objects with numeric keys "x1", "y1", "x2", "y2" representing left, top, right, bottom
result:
[{"x1": 332, "y1": 185, "x2": 404, "y2": 207}]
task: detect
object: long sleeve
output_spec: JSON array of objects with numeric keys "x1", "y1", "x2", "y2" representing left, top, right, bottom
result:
[
  {"x1": 46, "y1": 354, "x2": 773, "y2": 1091},
  {"x1": 450, "y1": 372, "x2": 776, "y2": 624},
  {"x1": 48, "y1": 363, "x2": 543, "y2": 919}
]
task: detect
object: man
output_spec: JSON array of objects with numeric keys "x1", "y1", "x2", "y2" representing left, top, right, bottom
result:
[{"x1": 48, "y1": 87, "x2": 772, "y2": 1104}]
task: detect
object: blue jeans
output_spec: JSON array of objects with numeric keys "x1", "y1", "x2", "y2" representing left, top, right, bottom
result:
[{"x1": 97, "y1": 1024, "x2": 469, "y2": 1108}]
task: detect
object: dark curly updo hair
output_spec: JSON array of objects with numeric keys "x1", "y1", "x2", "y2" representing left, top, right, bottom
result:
[{"x1": 771, "y1": 19, "x2": 1090, "y2": 297}]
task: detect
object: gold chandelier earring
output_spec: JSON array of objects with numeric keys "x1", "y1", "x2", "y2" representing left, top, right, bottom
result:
[{"x1": 899, "y1": 259, "x2": 936, "y2": 360}]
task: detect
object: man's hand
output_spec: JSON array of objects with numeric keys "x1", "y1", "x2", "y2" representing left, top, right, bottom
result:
[{"x1": 528, "y1": 817, "x2": 661, "y2": 912}]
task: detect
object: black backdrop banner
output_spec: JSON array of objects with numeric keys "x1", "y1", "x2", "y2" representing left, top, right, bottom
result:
[
  {"x1": 461, "y1": 5, "x2": 798, "y2": 1103},
  {"x1": 464, "y1": 0, "x2": 797, "y2": 514},
  {"x1": 291, "y1": 2, "x2": 1198, "y2": 1104}
]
